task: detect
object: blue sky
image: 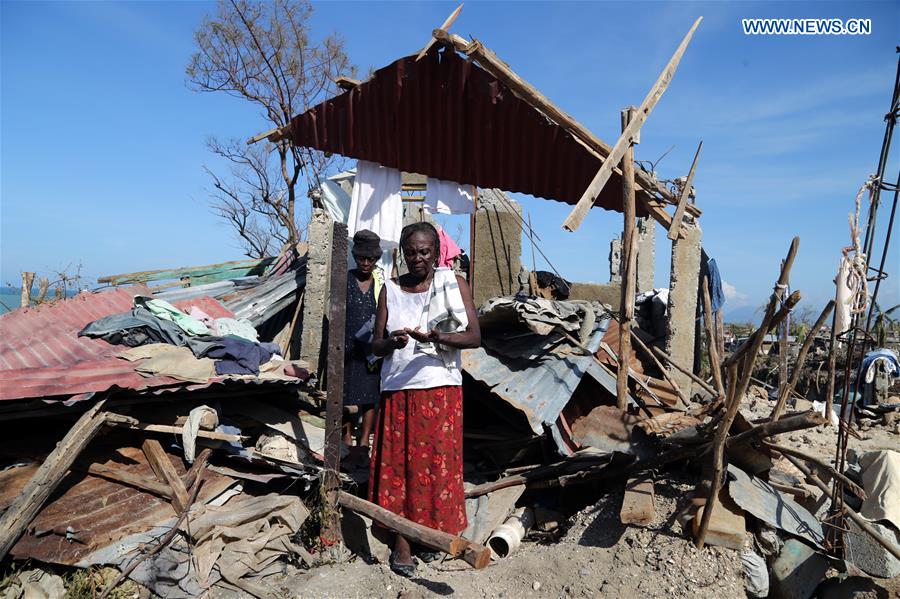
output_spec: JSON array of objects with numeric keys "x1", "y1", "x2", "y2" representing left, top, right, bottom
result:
[{"x1": 2, "y1": 1, "x2": 898, "y2": 320}]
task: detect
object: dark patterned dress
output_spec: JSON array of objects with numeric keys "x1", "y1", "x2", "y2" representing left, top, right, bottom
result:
[{"x1": 343, "y1": 272, "x2": 380, "y2": 407}]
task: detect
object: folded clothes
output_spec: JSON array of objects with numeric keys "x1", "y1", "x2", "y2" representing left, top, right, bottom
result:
[{"x1": 203, "y1": 336, "x2": 281, "y2": 376}]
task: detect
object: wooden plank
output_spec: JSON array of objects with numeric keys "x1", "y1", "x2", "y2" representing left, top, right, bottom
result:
[
  {"x1": 97, "y1": 257, "x2": 273, "y2": 285},
  {"x1": 0, "y1": 400, "x2": 109, "y2": 561},
  {"x1": 668, "y1": 141, "x2": 702, "y2": 240},
  {"x1": 141, "y1": 439, "x2": 190, "y2": 513},
  {"x1": 106, "y1": 418, "x2": 243, "y2": 442},
  {"x1": 416, "y1": 3, "x2": 464, "y2": 61},
  {"x1": 83, "y1": 463, "x2": 173, "y2": 499},
  {"x1": 562, "y1": 17, "x2": 703, "y2": 232},
  {"x1": 701, "y1": 274, "x2": 725, "y2": 396},
  {"x1": 321, "y1": 221, "x2": 349, "y2": 543},
  {"x1": 617, "y1": 107, "x2": 638, "y2": 409},
  {"x1": 692, "y1": 489, "x2": 745, "y2": 550},
  {"x1": 620, "y1": 475, "x2": 655, "y2": 526},
  {"x1": 335, "y1": 76, "x2": 361, "y2": 90},
  {"x1": 338, "y1": 491, "x2": 491, "y2": 569}
]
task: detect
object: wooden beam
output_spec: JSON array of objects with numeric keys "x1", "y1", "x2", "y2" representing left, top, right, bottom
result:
[
  {"x1": 416, "y1": 3, "x2": 464, "y2": 61},
  {"x1": 83, "y1": 463, "x2": 174, "y2": 499},
  {"x1": 668, "y1": 141, "x2": 702, "y2": 240},
  {"x1": 0, "y1": 400, "x2": 109, "y2": 561},
  {"x1": 617, "y1": 107, "x2": 638, "y2": 410},
  {"x1": 701, "y1": 274, "x2": 725, "y2": 396},
  {"x1": 430, "y1": 29, "x2": 695, "y2": 237},
  {"x1": 628, "y1": 331, "x2": 689, "y2": 406},
  {"x1": 105, "y1": 416, "x2": 244, "y2": 442},
  {"x1": 770, "y1": 300, "x2": 835, "y2": 420},
  {"x1": 650, "y1": 345, "x2": 718, "y2": 397},
  {"x1": 562, "y1": 17, "x2": 703, "y2": 232},
  {"x1": 335, "y1": 76, "x2": 360, "y2": 90},
  {"x1": 338, "y1": 491, "x2": 491, "y2": 569},
  {"x1": 141, "y1": 439, "x2": 190, "y2": 513},
  {"x1": 321, "y1": 221, "x2": 349, "y2": 543}
]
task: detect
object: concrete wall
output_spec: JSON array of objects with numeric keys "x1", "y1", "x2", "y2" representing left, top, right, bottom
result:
[
  {"x1": 473, "y1": 189, "x2": 522, "y2": 307},
  {"x1": 665, "y1": 219, "x2": 702, "y2": 394},
  {"x1": 609, "y1": 237, "x2": 623, "y2": 284},
  {"x1": 635, "y1": 217, "x2": 656, "y2": 294},
  {"x1": 568, "y1": 282, "x2": 622, "y2": 311},
  {"x1": 299, "y1": 209, "x2": 334, "y2": 381}
]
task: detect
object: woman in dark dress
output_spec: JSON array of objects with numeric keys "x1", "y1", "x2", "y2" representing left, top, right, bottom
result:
[{"x1": 343, "y1": 230, "x2": 384, "y2": 465}]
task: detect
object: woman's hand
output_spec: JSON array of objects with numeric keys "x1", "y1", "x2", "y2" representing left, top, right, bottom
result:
[
  {"x1": 388, "y1": 329, "x2": 410, "y2": 349},
  {"x1": 405, "y1": 327, "x2": 442, "y2": 344}
]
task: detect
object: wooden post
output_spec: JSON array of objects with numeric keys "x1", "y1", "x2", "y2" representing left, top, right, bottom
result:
[
  {"x1": 770, "y1": 300, "x2": 835, "y2": 420},
  {"x1": 321, "y1": 221, "x2": 349, "y2": 543},
  {"x1": 668, "y1": 141, "x2": 702, "y2": 240},
  {"x1": 629, "y1": 330, "x2": 689, "y2": 406},
  {"x1": 469, "y1": 187, "x2": 478, "y2": 295},
  {"x1": 701, "y1": 275, "x2": 725, "y2": 396},
  {"x1": 562, "y1": 17, "x2": 703, "y2": 232},
  {"x1": 778, "y1": 261, "x2": 790, "y2": 412},
  {"x1": 617, "y1": 107, "x2": 638, "y2": 410},
  {"x1": 20, "y1": 272, "x2": 35, "y2": 308},
  {"x1": 824, "y1": 305, "x2": 839, "y2": 424},
  {"x1": 416, "y1": 3, "x2": 464, "y2": 60},
  {"x1": 695, "y1": 237, "x2": 800, "y2": 548}
]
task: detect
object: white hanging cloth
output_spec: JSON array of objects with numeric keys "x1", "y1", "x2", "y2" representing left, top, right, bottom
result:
[
  {"x1": 425, "y1": 178, "x2": 475, "y2": 215},
  {"x1": 349, "y1": 160, "x2": 403, "y2": 273},
  {"x1": 834, "y1": 256, "x2": 853, "y2": 339}
]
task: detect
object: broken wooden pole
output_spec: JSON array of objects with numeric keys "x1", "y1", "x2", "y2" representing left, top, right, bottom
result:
[
  {"x1": 416, "y1": 3, "x2": 464, "y2": 60},
  {"x1": 696, "y1": 237, "x2": 800, "y2": 549},
  {"x1": 338, "y1": 491, "x2": 491, "y2": 569},
  {"x1": 668, "y1": 141, "x2": 702, "y2": 240},
  {"x1": 617, "y1": 107, "x2": 638, "y2": 410},
  {"x1": 701, "y1": 274, "x2": 725, "y2": 396},
  {"x1": 825, "y1": 306, "x2": 839, "y2": 424},
  {"x1": 562, "y1": 17, "x2": 703, "y2": 232},
  {"x1": 20, "y1": 272, "x2": 35, "y2": 308},
  {"x1": 142, "y1": 438, "x2": 190, "y2": 513},
  {"x1": 629, "y1": 330, "x2": 689, "y2": 405},
  {"x1": 770, "y1": 300, "x2": 835, "y2": 420},
  {"x1": 784, "y1": 454, "x2": 900, "y2": 562},
  {"x1": 650, "y1": 345, "x2": 718, "y2": 397},
  {"x1": 322, "y1": 221, "x2": 349, "y2": 544},
  {"x1": 762, "y1": 440, "x2": 865, "y2": 500},
  {"x1": 0, "y1": 399, "x2": 109, "y2": 560}
]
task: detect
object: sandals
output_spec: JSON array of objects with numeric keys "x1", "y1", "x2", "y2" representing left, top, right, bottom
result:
[
  {"x1": 389, "y1": 552, "x2": 418, "y2": 578},
  {"x1": 416, "y1": 549, "x2": 442, "y2": 563}
]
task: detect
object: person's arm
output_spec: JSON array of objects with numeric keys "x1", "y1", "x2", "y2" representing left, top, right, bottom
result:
[
  {"x1": 407, "y1": 275, "x2": 481, "y2": 349},
  {"x1": 372, "y1": 285, "x2": 409, "y2": 356}
]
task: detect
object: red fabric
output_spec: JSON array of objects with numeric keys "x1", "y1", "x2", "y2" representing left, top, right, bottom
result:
[{"x1": 368, "y1": 385, "x2": 467, "y2": 535}]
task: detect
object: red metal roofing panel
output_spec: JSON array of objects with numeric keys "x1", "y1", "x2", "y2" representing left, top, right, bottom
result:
[
  {"x1": 0, "y1": 288, "x2": 235, "y2": 402},
  {"x1": 287, "y1": 49, "x2": 647, "y2": 217}
]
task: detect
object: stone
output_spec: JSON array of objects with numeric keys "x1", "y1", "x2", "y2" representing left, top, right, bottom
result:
[
  {"x1": 665, "y1": 219, "x2": 702, "y2": 392},
  {"x1": 532, "y1": 581, "x2": 542, "y2": 591},
  {"x1": 845, "y1": 518, "x2": 900, "y2": 578}
]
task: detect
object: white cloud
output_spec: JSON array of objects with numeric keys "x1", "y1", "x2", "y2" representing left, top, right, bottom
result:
[{"x1": 722, "y1": 281, "x2": 749, "y2": 305}]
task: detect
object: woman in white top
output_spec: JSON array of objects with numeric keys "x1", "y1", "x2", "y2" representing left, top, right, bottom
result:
[{"x1": 370, "y1": 222, "x2": 480, "y2": 577}]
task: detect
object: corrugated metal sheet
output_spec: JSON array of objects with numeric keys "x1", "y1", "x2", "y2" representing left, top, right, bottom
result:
[
  {"x1": 0, "y1": 289, "x2": 234, "y2": 402},
  {"x1": 462, "y1": 318, "x2": 621, "y2": 455},
  {"x1": 6, "y1": 445, "x2": 236, "y2": 565},
  {"x1": 287, "y1": 49, "x2": 647, "y2": 217}
]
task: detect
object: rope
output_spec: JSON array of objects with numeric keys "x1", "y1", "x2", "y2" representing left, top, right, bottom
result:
[{"x1": 844, "y1": 177, "x2": 875, "y2": 316}]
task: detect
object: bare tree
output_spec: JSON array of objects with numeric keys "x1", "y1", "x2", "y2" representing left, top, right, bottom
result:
[{"x1": 187, "y1": 0, "x2": 353, "y2": 256}]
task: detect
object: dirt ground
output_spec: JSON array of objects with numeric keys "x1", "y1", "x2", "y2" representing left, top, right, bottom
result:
[{"x1": 259, "y1": 388, "x2": 900, "y2": 599}]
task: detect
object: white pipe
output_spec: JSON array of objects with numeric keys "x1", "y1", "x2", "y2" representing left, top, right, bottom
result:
[{"x1": 487, "y1": 507, "x2": 534, "y2": 559}]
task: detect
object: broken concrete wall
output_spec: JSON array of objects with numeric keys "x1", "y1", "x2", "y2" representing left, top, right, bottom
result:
[
  {"x1": 635, "y1": 217, "x2": 655, "y2": 294},
  {"x1": 568, "y1": 282, "x2": 622, "y2": 311},
  {"x1": 665, "y1": 219, "x2": 702, "y2": 393},
  {"x1": 474, "y1": 189, "x2": 521, "y2": 307},
  {"x1": 299, "y1": 209, "x2": 334, "y2": 381},
  {"x1": 609, "y1": 237, "x2": 622, "y2": 284}
]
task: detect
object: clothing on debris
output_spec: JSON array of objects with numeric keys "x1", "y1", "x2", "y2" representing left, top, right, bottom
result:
[
  {"x1": 319, "y1": 178, "x2": 352, "y2": 224},
  {"x1": 425, "y1": 178, "x2": 475, "y2": 215},
  {"x1": 135, "y1": 296, "x2": 210, "y2": 336},
  {"x1": 349, "y1": 160, "x2": 402, "y2": 274},
  {"x1": 202, "y1": 337, "x2": 279, "y2": 376},
  {"x1": 859, "y1": 348, "x2": 900, "y2": 384}
]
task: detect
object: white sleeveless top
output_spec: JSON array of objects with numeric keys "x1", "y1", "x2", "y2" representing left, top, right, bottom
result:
[{"x1": 381, "y1": 279, "x2": 462, "y2": 391}]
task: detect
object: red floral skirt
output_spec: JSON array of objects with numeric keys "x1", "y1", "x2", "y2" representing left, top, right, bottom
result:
[{"x1": 368, "y1": 385, "x2": 467, "y2": 535}]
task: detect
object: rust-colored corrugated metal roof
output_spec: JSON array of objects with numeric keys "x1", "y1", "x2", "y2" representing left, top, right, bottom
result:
[
  {"x1": 6, "y1": 445, "x2": 236, "y2": 565},
  {"x1": 286, "y1": 49, "x2": 647, "y2": 217},
  {"x1": 0, "y1": 289, "x2": 234, "y2": 402}
]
